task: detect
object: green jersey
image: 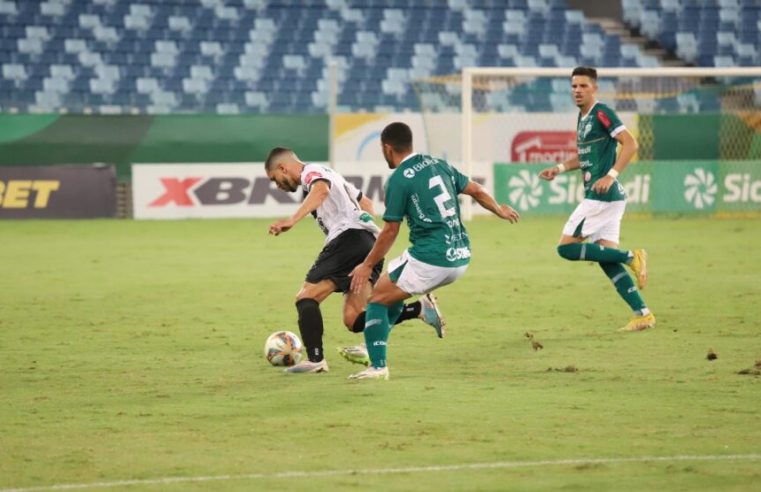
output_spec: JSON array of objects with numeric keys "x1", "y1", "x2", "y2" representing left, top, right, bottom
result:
[
  {"x1": 383, "y1": 154, "x2": 471, "y2": 268},
  {"x1": 576, "y1": 102, "x2": 627, "y2": 202}
]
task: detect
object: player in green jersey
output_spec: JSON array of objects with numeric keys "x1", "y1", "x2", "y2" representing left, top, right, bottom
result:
[
  {"x1": 539, "y1": 66, "x2": 655, "y2": 332},
  {"x1": 346, "y1": 122, "x2": 520, "y2": 380}
]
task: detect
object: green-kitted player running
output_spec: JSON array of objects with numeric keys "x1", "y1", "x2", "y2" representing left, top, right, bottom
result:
[{"x1": 539, "y1": 66, "x2": 655, "y2": 332}]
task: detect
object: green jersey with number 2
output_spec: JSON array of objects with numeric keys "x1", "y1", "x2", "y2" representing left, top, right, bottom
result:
[{"x1": 383, "y1": 154, "x2": 471, "y2": 268}]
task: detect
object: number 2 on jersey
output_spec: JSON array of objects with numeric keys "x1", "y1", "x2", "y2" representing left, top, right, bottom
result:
[{"x1": 429, "y1": 175, "x2": 456, "y2": 218}]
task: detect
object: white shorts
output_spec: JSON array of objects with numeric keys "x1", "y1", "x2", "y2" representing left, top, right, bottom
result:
[
  {"x1": 387, "y1": 250, "x2": 468, "y2": 296},
  {"x1": 562, "y1": 199, "x2": 626, "y2": 244}
]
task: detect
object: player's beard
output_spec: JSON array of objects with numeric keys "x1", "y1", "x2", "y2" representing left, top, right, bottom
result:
[
  {"x1": 283, "y1": 177, "x2": 298, "y2": 192},
  {"x1": 383, "y1": 148, "x2": 394, "y2": 169},
  {"x1": 276, "y1": 175, "x2": 298, "y2": 192}
]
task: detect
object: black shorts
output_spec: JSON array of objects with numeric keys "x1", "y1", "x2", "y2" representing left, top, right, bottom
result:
[{"x1": 306, "y1": 229, "x2": 383, "y2": 293}]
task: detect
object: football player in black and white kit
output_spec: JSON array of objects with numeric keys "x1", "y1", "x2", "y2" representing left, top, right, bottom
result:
[{"x1": 265, "y1": 147, "x2": 444, "y2": 374}]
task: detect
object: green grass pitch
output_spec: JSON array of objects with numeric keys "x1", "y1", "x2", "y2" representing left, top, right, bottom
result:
[{"x1": 2, "y1": 216, "x2": 760, "y2": 491}]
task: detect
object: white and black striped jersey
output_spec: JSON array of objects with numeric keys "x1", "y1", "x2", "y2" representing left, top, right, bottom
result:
[{"x1": 300, "y1": 163, "x2": 379, "y2": 244}]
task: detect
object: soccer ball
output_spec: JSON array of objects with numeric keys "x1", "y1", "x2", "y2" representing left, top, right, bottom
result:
[{"x1": 263, "y1": 331, "x2": 303, "y2": 366}]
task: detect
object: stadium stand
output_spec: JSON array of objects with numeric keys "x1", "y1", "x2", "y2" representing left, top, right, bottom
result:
[
  {"x1": 622, "y1": 0, "x2": 761, "y2": 68},
  {"x1": 0, "y1": 0, "x2": 689, "y2": 114}
]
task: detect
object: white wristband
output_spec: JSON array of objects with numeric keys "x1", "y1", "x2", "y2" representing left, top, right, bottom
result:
[
  {"x1": 555, "y1": 163, "x2": 566, "y2": 173},
  {"x1": 607, "y1": 169, "x2": 619, "y2": 179}
]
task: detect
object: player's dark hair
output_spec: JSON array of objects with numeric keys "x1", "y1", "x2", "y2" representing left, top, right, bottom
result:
[
  {"x1": 380, "y1": 122, "x2": 413, "y2": 153},
  {"x1": 265, "y1": 147, "x2": 293, "y2": 171},
  {"x1": 572, "y1": 66, "x2": 597, "y2": 81}
]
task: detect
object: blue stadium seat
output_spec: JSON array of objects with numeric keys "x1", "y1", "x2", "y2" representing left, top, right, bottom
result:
[{"x1": 0, "y1": 0, "x2": 691, "y2": 113}]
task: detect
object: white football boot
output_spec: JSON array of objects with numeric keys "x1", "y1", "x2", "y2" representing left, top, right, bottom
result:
[
  {"x1": 284, "y1": 359, "x2": 329, "y2": 373},
  {"x1": 419, "y1": 293, "x2": 446, "y2": 338},
  {"x1": 338, "y1": 343, "x2": 370, "y2": 366},
  {"x1": 347, "y1": 366, "x2": 389, "y2": 380}
]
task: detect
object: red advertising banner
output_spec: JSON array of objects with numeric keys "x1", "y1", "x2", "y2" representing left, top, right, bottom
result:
[
  {"x1": 511, "y1": 131, "x2": 576, "y2": 163},
  {"x1": 0, "y1": 165, "x2": 116, "y2": 218}
]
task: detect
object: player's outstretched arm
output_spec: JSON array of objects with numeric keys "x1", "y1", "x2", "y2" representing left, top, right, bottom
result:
[
  {"x1": 461, "y1": 181, "x2": 519, "y2": 223},
  {"x1": 268, "y1": 180, "x2": 330, "y2": 236},
  {"x1": 349, "y1": 221, "x2": 401, "y2": 293},
  {"x1": 358, "y1": 194, "x2": 376, "y2": 215},
  {"x1": 539, "y1": 155, "x2": 580, "y2": 181}
]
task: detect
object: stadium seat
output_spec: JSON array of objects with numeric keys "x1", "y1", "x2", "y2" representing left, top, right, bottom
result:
[
  {"x1": 676, "y1": 32, "x2": 699, "y2": 62},
  {"x1": 623, "y1": 0, "x2": 759, "y2": 67},
  {"x1": 50, "y1": 64, "x2": 76, "y2": 81},
  {"x1": 244, "y1": 90, "x2": 268, "y2": 110},
  {"x1": 677, "y1": 93, "x2": 700, "y2": 113},
  {"x1": 0, "y1": 0, "x2": 17, "y2": 15},
  {"x1": 39, "y1": 1, "x2": 64, "y2": 18},
  {"x1": 136, "y1": 77, "x2": 159, "y2": 94},
  {"x1": 0, "y1": 0, "x2": 678, "y2": 114},
  {"x1": 216, "y1": 102, "x2": 240, "y2": 114},
  {"x1": 90, "y1": 77, "x2": 117, "y2": 95},
  {"x1": 713, "y1": 55, "x2": 735, "y2": 67},
  {"x1": 34, "y1": 90, "x2": 61, "y2": 111}
]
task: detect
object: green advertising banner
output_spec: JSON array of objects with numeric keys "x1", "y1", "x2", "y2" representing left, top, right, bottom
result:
[
  {"x1": 0, "y1": 114, "x2": 329, "y2": 180},
  {"x1": 494, "y1": 161, "x2": 761, "y2": 215}
]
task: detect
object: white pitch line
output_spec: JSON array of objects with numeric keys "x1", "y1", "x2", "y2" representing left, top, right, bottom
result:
[{"x1": 3, "y1": 454, "x2": 761, "y2": 492}]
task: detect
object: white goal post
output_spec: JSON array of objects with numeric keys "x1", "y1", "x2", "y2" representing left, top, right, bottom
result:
[{"x1": 457, "y1": 67, "x2": 761, "y2": 220}]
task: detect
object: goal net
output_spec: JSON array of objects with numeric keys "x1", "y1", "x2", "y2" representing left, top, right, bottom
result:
[{"x1": 412, "y1": 67, "x2": 761, "y2": 218}]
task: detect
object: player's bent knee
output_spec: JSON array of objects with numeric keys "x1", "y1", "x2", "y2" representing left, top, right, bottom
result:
[
  {"x1": 342, "y1": 311, "x2": 358, "y2": 331},
  {"x1": 294, "y1": 293, "x2": 312, "y2": 305},
  {"x1": 295, "y1": 297, "x2": 319, "y2": 311},
  {"x1": 368, "y1": 292, "x2": 396, "y2": 305},
  {"x1": 346, "y1": 317, "x2": 364, "y2": 333},
  {"x1": 367, "y1": 293, "x2": 385, "y2": 304},
  {"x1": 348, "y1": 318, "x2": 364, "y2": 333},
  {"x1": 557, "y1": 243, "x2": 578, "y2": 261}
]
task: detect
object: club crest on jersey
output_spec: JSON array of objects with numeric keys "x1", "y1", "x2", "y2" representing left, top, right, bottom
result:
[
  {"x1": 304, "y1": 171, "x2": 323, "y2": 185},
  {"x1": 403, "y1": 169, "x2": 415, "y2": 179},
  {"x1": 578, "y1": 121, "x2": 593, "y2": 140}
]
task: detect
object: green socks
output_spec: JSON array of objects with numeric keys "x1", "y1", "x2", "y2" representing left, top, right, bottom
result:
[
  {"x1": 362, "y1": 301, "x2": 407, "y2": 368},
  {"x1": 387, "y1": 301, "x2": 404, "y2": 327},
  {"x1": 557, "y1": 243, "x2": 631, "y2": 264},
  {"x1": 557, "y1": 243, "x2": 648, "y2": 315},
  {"x1": 363, "y1": 302, "x2": 391, "y2": 368},
  {"x1": 600, "y1": 263, "x2": 647, "y2": 314}
]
